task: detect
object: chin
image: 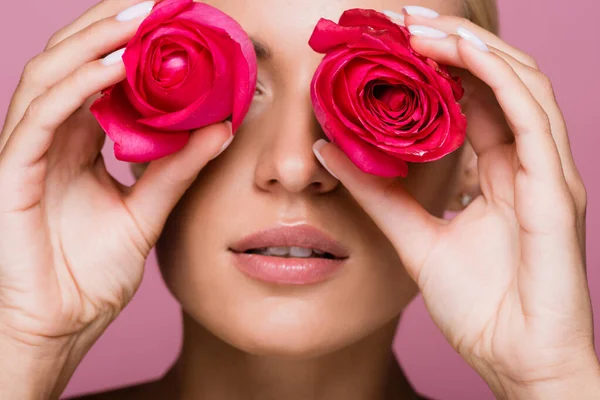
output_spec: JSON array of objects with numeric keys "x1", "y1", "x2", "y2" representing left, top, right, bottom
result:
[
  {"x1": 219, "y1": 300, "x2": 361, "y2": 359},
  {"x1": 177, "y1": 274, "x2": 409, "y2": 359},
  {"x1": 157, "y1": 228, "x2": 418, "y2": 359}
]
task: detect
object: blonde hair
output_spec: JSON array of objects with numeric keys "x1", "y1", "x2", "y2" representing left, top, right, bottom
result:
[{"x1": 463, "y1": 0, "x2": 499, "y2": 34}]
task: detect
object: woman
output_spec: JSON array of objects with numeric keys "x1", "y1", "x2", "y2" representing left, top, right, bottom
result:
[{"x1": 0, "y1": 0, "x2": 597, "y2": 398}]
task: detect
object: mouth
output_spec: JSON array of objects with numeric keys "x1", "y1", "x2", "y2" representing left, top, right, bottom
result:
[
  {"x1": 243, "y1": 247, "x2": 340, "y2": 260},
  {"x1": 229, "y1": 224, "x2": 349, "y2": 285},
  {"x1": 229, "y1": 224, "x2": 349, "y2": 259}
]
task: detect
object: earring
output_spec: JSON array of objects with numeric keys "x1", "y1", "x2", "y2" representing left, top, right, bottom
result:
[{"x1": 460, "y1": 193, "x2": 473, "y2": 208}]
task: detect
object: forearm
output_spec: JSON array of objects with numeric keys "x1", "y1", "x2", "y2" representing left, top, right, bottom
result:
[
  {"x1": 0, "y1": 315, "x2": 113, "y2": 399},
  {"x1": 0, "y1": 336, "x2": 73, "y2": 400}
]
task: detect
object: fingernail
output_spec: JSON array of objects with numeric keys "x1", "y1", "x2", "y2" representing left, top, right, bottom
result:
[
  {"x1": 211, "y1": 121, "x2": 234, "y2": 160},
  {"x1": 382, "y1": 10, "x2": 405, "y2": 26},
  {"x1": 101, "y1": 48, "x2": 126, "y2": 66},
  {"x1": 408, "y1": 25, "x2": 448, "y2": 39},
  {"x1": 116, "y1": 1, "x2": 155, "y2": 22},
  {"x1": 403, "y1": 5, "x2": 440, "y2": 18},
  {"x1": 313, "y1": 139, "x2": 340, "y2": 180},
  {"x1": 457, "y1": 27, "x2": 490, "y2": 52},
  {"x1": 460, "y1": 193, "x2": 473, "y2": 207}
]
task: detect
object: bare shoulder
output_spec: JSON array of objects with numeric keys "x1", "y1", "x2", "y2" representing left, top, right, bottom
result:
[{"x1": 66, "y1": 380, "x2": 165, "y2": 400}]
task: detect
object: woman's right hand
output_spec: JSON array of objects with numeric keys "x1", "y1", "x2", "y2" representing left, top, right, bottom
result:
[{"x1": 0, "y1": 1, "x2": 232, "y2": 397}]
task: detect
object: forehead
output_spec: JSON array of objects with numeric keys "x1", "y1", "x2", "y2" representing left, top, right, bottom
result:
[{"x1": 202, "y1": 0, "x2": 463, "y2": 54}]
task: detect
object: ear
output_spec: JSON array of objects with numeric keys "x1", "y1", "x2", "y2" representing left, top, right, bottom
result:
[{"x1": 445, "y1": 140, "x2": 480, "y2": 212}]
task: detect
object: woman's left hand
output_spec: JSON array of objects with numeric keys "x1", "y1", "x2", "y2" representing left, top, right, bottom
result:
[{"x1": 313, "y1": 10, "x2": 599, "y2": 399}]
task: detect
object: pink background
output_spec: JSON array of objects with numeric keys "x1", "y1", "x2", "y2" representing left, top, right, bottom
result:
[{"x1": 0, "y1": 1, "x2": 598, "y2": 399}]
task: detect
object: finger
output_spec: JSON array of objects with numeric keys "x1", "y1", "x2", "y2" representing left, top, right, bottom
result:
[
  {"x1": 458, "y1": 38, "x2": 564, "y2": 185},
  {"x1": 45, "y1": 0, "x2": 156, "y2": 49},
  {"x1": 1, "y1": 2, "x2": 153, "y2": 148},
  {"x1": 410, "y1": 33, "x2": 586, "y2": 212},
  {"x1": 45, "y1": 99, "x2": 108, "y2": 169},
  {"x1": 403, "y1": 32, "x2": 512, "y2": 156},
  {"x1": 489, "y1": 52, "x2": 584, "y2": 195},
  {"x1": 38, "y1": 4, "x2": 152, "y2": 87},
  {"x1": 490, "y1": 49, "x2": 588, "y2": 253},
  {"x1": 399, "y1": 12, "x2": 540, "y2": 69},
  {"x1": 124, "y1": 122, "x2": 234, "y2": 245},
  {"x1": 312, "y1": 139, "x2": 441, "y2": 282},
  {"x1": 411, "y1": 32, "x2": 564, "y2": 186},
  {"x1": 0, "y1": 52, "x2": 126, "y2": 170}
]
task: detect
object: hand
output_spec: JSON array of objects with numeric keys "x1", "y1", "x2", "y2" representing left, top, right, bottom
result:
[
  {"x1": 0, "y1": 0, "x2": 232, "y2": 397},
  {"x1": 313, "y1": 11, "x2": 599, "y2": 399}
]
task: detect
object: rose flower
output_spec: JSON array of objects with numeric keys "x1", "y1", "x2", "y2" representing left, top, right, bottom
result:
[
  {"x1": 91, "y1": 0, "x2": 257, "y2": 162},
  {"x1": 309, "y1": 9, "x2": 467, "y2": 177}
]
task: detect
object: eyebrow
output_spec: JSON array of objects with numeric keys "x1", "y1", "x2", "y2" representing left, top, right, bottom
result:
[{"x1": 250, "y1": 37, "x2": 272, "y2": 60}]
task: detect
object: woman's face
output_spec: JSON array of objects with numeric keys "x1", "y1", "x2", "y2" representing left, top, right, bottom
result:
[{"x1": 156, "y1": 0, "x2": 465, "y2": 357}]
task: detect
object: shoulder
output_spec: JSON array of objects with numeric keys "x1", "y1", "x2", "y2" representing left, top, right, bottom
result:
[{"x1": 65, "y1": 380, "x2": 163, "y2": 400}]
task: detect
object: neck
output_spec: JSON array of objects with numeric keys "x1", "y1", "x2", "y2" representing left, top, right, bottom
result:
[{"x1": 158, "y1": 313, "x2": 420, "y2": 400}]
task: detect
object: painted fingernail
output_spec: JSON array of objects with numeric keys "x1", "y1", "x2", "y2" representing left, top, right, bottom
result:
[
  {"x1": 313, "y1": 139, "x2": 340, "y2": 180},
  {"x1": 457, "y1": 27, "x2": 490, "y2": 52},
  {"x1": 460, "y1": 193, "x2": 473, "y2": 207},
  {"x1": 403, "y1": 5, "x2": 440, "y2": 18},
  {"x1": 382, "y1": 10, "x2": 405, "y2": 26},
  {"x1": 211, "y1": 121, "x2": 234, "y2": 159},
  {"x1": 408, "y1": 25, "x2": 448, "y2": 39},
  {"x1": 101, "y1": 48, "x2": 126, "y2": 66},
  {"x1": 116, "y1": 1, "x2": 155, "y2": 22}
]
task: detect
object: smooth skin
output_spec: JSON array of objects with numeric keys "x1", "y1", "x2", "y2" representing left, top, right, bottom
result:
[
  {"x1": 0, "y1": 1, "x2": 232, "y2": 397},
  {"x1": 315, "y1": 11, "x2": 597, "y2": 399},
  {"x1": 0, "y1": 0, "x2": 597, "y2": 399}
]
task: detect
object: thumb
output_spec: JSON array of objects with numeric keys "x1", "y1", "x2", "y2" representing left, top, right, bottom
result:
[
  {"x1": 124, "y1": 121, "x2": 233, "y2": 242},
  {"x1": 312, "y1": 139, "x2": 441, "y2": 279}
]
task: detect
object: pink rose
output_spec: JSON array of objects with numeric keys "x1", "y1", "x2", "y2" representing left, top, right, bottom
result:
[
  {"x1": 91, "y1": 0, "x2": 257, "y2": 162},
  {"x1": 309, "y1": 9, "x2": 467, "y2": 177}
]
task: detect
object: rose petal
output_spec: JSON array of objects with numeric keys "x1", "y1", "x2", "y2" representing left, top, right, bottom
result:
[
  {"x1": 90, "y1": 84, "x2": 189, "y2": 162},
  {"x1": 123, "y1": 0, "x2": 194, "y2": 97},
  {"x1": 331, "y1": 122, "x2": 410, "y2": 177},
  {"x1": 333, "y1": 69, "x2": 364, "y2": 133},
  {"x1": 141, "y1": 29, "x2": 215, "y2": 112},
  {"x1": 122, "y1": 0, "x2": 256, "y2": 132},
  {"x1": 138, "y1": 25, "x2": 235, "y2": 130},
  {"x1": 152, "y1": 38, "x2": 214, "y2": 108},
  {"x1": 339, "y1": 8, "x2": 412, "y2": 47},
  {"x1": 339, "y1": 9, "x2": 400, "y2": 32},
  {"x1": 308, "y1": 8, "x2": 467, "y2": 177},
  {"x1": 177, "y1": 2, "x2": 257, "y2": 131},
  {"x1": 309, "y1": 18, "x2": 366, "y2": 53}
]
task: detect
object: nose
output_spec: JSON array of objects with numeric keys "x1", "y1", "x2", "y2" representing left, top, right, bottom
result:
[{"x1": 254, "y1": 91, "x2": 339, "y2": 195}]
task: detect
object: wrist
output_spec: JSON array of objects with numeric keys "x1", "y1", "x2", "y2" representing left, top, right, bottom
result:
[
  {"x1": 0, "y1": 313, "x2": 114, "y2": 399},
  {"x1": 481, "y1": 351, "x2": 600, "y2": 400},
  {"x1": 0, "y1": 334, "x2": 74, "y2": 399}
]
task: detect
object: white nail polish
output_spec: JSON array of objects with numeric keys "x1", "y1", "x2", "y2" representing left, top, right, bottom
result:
[
  {"x1": 211, "y1": 122, "x2": 234, "y2": 159},
  {"x1": 408, "y1": 25, "x2": 448, "y2": 39},
  {"x1": 460, "y1": 193, "x2": 473, "y2": 207},
  {"x1": 116, "y1": 1, "x2": 155, "y2": 22},
  {"x1": 313, "y1": 139, "x2": 340, "y2": 180},
  {"x1": 403, "y1": 5, "x2": 440, "y2": 18},
  {"x1": 214, "y1": 136, "x2": 234, "y2": 158},
  {"x1": 101, "y1": 48, "x2": 126, "y2": 66},
  {"x1": 382, "y1": 10, "x2": 405, "y2": 26},
  {"x1": 457, "y1": 27, "x2": 490, "y2": 52}
]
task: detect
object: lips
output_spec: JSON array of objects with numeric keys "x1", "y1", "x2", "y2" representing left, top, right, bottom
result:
[
  {"x1": 229, "y1": 225, "x2": 350, "y2": 259},
  {"x1": 229, "y1": 225, "x2": 350, "y2": 285},
  {"x1": 247, "y1": 246, "x2": 335, "y2": 259}
]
